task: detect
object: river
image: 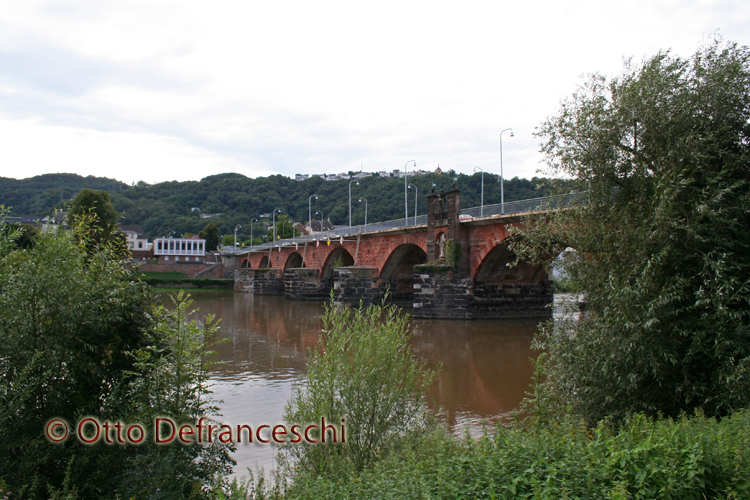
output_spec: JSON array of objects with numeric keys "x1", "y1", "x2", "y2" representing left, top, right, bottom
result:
[{"x1": 168, "y1": 290, "x2": 545, "y2": 477}]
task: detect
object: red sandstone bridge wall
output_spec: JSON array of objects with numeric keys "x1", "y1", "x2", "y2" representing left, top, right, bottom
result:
[
  {"x1": 234, "y1": 218, "x2": 534, "y2": 284},
  {"x1": 238, "y1": 231, "x2": 430, "y2": 279}
]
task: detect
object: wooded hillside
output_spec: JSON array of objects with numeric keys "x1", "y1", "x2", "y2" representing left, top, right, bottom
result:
[{"x1": 1, "y1": 171, "x2": 554, "y2": 241}]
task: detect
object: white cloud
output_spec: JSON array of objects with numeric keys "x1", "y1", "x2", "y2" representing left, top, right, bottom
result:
[
  {"x1": 0, "y1": 117, "x2": 274, "y2": 184},
  {"x1": 0, "y1": 0, "x2": 747, "y2": 184}
]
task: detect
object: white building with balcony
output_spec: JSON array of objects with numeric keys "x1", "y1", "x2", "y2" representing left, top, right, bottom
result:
[{"x1": 154, "y1": 236, "x2": 206, "y2": 262}]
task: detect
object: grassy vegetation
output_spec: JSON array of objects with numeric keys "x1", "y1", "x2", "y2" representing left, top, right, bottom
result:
[
  {"x1": 139, "y1": 271, "x2": 187, "y2": 279},
  {"x1": 152, "y1": 286, "x2": 231, "y2": 293},
  {"x1": 552, "y1": 276, "x2": 578, "y2": 293},
  {"x1": 220, "y1": 411, "x2": 750, "y2": 499}
]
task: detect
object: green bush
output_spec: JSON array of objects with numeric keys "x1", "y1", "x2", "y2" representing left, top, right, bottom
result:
[
  {"x1": 445, "y1": 239, "x2": 461, "y2": 270},
  {"x1": 139, "y1": 271, "x2": 188, "y2": 279},
  {"x1": 0, "y1": 210, "x2": 233, "y2": 499},
  {"x1": 270, "y1": 410, "x2": 750, "y2": 500},
  {"x1": 282, "y1": 296, "x2": 436, "y2": 477}
]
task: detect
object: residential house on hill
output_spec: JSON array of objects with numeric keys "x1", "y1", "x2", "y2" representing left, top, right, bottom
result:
[
  {"x1": 307, "y1": 219, "x2": 334, "y2": 233},
  {"x1": 120, "y1": 225, "x2": 153, "y2": 252}
]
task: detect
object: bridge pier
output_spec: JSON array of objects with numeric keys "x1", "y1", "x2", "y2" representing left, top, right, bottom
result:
[
  {"x1": 333, "y1": 267, "x2": 383, "y2": 306},
  {"x1": 413, "y1": 265, "x2": 474, "y2": 318},
  {"x1": 284, "y1": 268, "x2": 330, "y2": 300},
  {"x1": 472, "y1": 280, "x2": 553, "y2": 318},
  {"x1": 413, "y1": 265, "x2": 553, "y2": 319},
  {"x1": 233, "y1": 268, "x2": 284, "y2": 295}
]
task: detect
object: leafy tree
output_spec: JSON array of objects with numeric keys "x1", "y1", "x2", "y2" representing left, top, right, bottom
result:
[
  {"x1": 1, "y1": 223, "x2": 39, "y2": 249},
  {"x1": 199, "y1": 222, "x2": 220, "y2": 251},
  {"x1": 121, "y1": 292, "x2": 232, "y2": 498},
  {"x1": 511, "y1": 39, "x2": 750, "y2": 423},
  {"x1": 0, "y1": 214, "x2": 232, "y2": 498},
  {"x1": 66, "y1": 188, "x2": 128, "y2": 256},
  {"x1": 67, "y1": 188, "x2": 119, "y2": 232},
  {"x1": 273, "y1": 214, "x2": 297, "y2": 239}
]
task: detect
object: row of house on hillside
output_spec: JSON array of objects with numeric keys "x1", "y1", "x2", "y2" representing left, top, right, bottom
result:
[
  {"x1": 3, "y1": 213, "x2": 69, "y2": 232},
  {"x1": 295, "y1": 168, "x2": 438, "y2": 181}
]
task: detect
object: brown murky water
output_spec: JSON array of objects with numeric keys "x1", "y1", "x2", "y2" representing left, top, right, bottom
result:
[{"x1": 170, "y1": 290, "x2": 540, "y2": 476}]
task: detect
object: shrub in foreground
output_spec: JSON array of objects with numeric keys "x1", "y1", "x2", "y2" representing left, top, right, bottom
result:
[
  {"x1": 241, "y1": 410, "x2": 749, "y2": 500},
  {"x1": 282, "y1": 297, "x2": 436, "y2": 477}
]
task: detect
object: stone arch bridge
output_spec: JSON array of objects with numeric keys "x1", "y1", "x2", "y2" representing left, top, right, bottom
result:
[{"x1": 226, "y1": 187, "x2": 558, "y2": 319}]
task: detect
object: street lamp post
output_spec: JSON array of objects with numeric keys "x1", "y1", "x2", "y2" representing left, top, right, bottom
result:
[
  {"x1": 308, "y1": 194, "x2": 318, "y2": 232},
  {"x1": 272, "y1": 208, "x2": 281, "y2": 242},
  {"x1": 404, "y1": 160, "x2": 416, "y2": 226},
  {"x1": 233, "y1": 224, "x2": 241, "y2": 253},
  {"x1": 408, "y1": 183, "x2": 418, "y2": 224},
  {"x1": 250, "y1": 218, "x2": 258, "y2": 246},
  {"x1": 500, "y1": 128, "x2": 514, "y2": 214},
  {"x1": 359, "y1": 197, "x2": 368, "y2": 231},
  {"x1": 349, "y1": 179, "x2": 359, "y2": 228},
  {"x1": 474, "y1": 166, "x2": 484, "y2": 217}
]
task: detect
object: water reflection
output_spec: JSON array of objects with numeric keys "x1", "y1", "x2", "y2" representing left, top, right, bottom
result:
[
  {"x1": 163, "y1": 290, "x2": 540, "y2": 476},
  {"x1": 413, "y1": 318, "x2": 538, "y2": 430}
]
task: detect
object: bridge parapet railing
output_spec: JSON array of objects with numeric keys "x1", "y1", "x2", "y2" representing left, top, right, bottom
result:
[
  {"x1": 230, "y1": 193, "x2": 584, "y2": 253},
  {"x1": 459, "y1": 192, "x2": 583, "y2": 219}
]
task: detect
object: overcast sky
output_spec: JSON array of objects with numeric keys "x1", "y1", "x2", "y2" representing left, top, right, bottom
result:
[{"x1": 0, "y1": 1, "x2": 748, "y2": 185}]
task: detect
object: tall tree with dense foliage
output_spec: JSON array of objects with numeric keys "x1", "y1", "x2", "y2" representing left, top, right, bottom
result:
[
  {"x1": 511, "y1": 39, "x2": 750, "y2": 424},
  {"x1": 0, "y1": 212, "x2": 233, "y2": 498},
  {"x1": 199, "y1": 222, "x2": 220, "y2": 251},
  {"x1": 67, "y1": 188, "x2": 119, "y2": 232},
  {"x1": 66, "y1": 188, "x2": 128, "y2": 255}
]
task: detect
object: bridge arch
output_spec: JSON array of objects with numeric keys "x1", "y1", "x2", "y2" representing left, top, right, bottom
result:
[
  {"x1": 259, "y1": 255, "x2": 270, "y2": 269},
  {"x1": 379, "y1": 243, "x2": 427, "y2": 304},
  {"x1": 320, "y1": 247, "x2": 355, "y2": 281},
  {"x1": 283, "y1": 252, "x2": 305, "y2": 274},
  {"x1": 474, "y1": 241, "x2": 548, "y2": 285},
  {"x1": 241, "y1": 258, "x2": 251, "y2": 268}
]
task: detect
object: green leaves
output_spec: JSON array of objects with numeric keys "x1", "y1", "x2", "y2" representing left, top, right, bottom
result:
[
  {"x1": 271, "y1": 411, "x2": 750, "y2": 500},
  {"x1": 512, "y1": 39, "x2": 750, "y2": 424},
  {"x1": 283, "y1": 296, "x2": 435, "y2": 476},
  {"x1": 0, "y1": 221, "x2": 232, "y2": 498}
]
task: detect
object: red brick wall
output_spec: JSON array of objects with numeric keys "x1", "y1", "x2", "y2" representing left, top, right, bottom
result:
[{"x1": 234, "y1": 221, "x2": 525, "y2": 281}]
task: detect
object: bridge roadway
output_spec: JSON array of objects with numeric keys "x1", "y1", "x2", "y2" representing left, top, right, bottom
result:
[{"x1": 226, "y1": 189, "x2": 573, "y2": 319}]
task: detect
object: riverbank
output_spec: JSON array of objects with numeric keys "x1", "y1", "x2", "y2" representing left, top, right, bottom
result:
[{"x1": 139, "y1": 271, "x2": 234, "y2": 289}]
